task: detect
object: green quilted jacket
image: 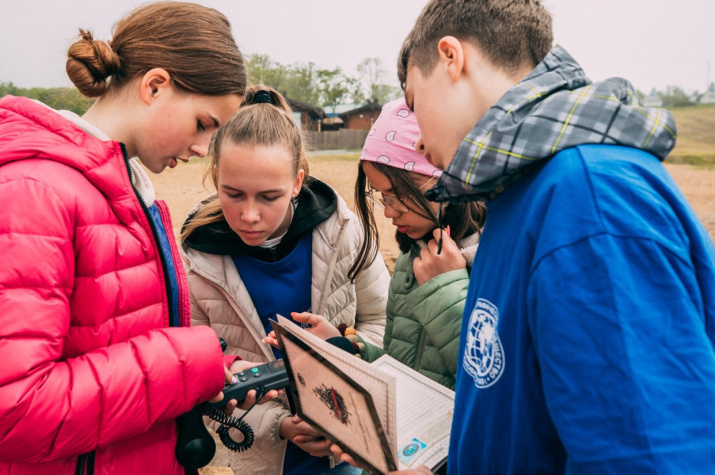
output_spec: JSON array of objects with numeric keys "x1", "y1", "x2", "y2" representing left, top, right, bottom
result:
[{"x1": 361, "y1": 234, "x2": 479, "y2": 389}]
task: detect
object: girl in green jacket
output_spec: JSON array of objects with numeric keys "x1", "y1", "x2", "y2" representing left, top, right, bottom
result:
[{"x1": 267, "y1": 98, "x2": 486, "y2": 390}]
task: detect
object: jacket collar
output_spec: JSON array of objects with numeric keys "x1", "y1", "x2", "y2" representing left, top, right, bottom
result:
[
  {"x1": 412, "y1": 231, "x2": 480, "y2": 267},
  {"x1": 54, "y1": 107, "x2": 156, "y2": 206},
  {"x1": 182, "y1": 177, "x2": 338, "y2": 259},
  {"x1": 0, "y1": 95, "x2": 143, "y2": 221}
]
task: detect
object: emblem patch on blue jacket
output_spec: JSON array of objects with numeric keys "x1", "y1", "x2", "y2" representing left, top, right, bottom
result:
[{"x1": 464, "y1": 298, "x2": 504, "y2": 388}]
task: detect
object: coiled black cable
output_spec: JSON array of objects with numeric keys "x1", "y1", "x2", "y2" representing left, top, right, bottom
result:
[{"x1": 202, "y1": 386, "x2": 266, "y2": 452}]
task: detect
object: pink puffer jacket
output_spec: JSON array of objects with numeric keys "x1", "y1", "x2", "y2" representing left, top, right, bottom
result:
[{"x1": 0, "y1": 96, "x2": 224, "y2": 475}]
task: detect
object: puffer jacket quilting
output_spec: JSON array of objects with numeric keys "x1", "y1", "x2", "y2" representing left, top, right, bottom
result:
[
  {"x1": 182, "y1": 190, "x2": 390, "y2": 474},
  {"x1": 0, "y1": 96, "x2": 224, "y2": 475},
  {"x1": 362, "y1": 235, "x2": 478, "y2": 389}
]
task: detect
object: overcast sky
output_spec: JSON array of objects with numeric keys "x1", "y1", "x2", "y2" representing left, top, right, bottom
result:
[{"x1": 1, "y1": 0, "x2": 713, "y2": 94}]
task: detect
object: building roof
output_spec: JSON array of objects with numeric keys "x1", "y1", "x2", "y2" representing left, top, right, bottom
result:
[
  {"x1": 285, "y1": 97, "x2": 327, "y2": 119},
  {"x1": 324, "y1": 103, "x2": 360, "y2": 117},
  {"x1": 338, "y1": 102, "x2": 383, "y2": 120}
]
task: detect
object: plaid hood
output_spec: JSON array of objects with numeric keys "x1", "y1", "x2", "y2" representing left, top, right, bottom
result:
[{"x1": 426, "y1": 45, "x2": 677, "y2": 203}]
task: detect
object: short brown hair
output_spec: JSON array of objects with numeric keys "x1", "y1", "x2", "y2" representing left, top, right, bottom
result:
[
  {"x1": 66, "y1": 2, "x2": 246, "y2": 98},
  {"x1": 398, "y1": 0, "x2": 553, "y2": 89},
  {"x1": 181, "y1": 85, "x2": 310, "y2": 242}
]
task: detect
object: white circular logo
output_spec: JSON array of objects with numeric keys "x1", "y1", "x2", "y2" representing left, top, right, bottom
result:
[{"x1": 463, "y1": 298, "x2": 504, "y2": 388}]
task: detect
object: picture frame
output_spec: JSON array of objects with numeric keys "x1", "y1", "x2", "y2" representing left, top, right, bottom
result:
[{"x1": 272, "y1": 322, "x2": 398, "y2": 474}]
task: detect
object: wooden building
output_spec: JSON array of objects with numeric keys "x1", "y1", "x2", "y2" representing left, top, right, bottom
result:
[
  {"x1": 286, "y1": 98, "x2": 327, "y2": 131},
  {"x1": 339, "y1": 101, "x2": 383, "y2": 130}
]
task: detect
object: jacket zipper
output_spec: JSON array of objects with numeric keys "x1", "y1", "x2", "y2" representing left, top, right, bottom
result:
[
  {"x1": 74, "y1": 454, "x2": 86, "y2": 475},
  {"x1": 121, "y1": 145, "x2": 178, "y2": 328},
  {"x1": 74, "y1": 451, "x2": 94, "y2": 475},
  {"x1": 72, "y1": 147, "x2": 176, "y2": 475}
]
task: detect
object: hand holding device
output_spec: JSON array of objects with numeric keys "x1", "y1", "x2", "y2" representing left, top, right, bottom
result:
[
  {"x1": 176, "y1": 341, "x2": 287, "y2": 468},
  {"x1": 209, "y1": 359, "x2": 290, "y2": 408}
]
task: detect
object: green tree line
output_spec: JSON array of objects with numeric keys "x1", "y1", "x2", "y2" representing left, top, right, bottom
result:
[
  {"x1": 637, "y1": 85, "x2": 714, "y2": 108},
  {"x1": 2, "y1": 54, "x2": 401, "y2": 116},
  {"x1": 245, "y1": 54, "x2": 401, "y2": 112},
  {"x1": 0, "y1": 82, "x2": 94, "y2": 115}
]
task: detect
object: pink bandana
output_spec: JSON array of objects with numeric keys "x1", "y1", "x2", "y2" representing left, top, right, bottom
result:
[{"x1": 360, "y1": 98, "x2": 442, "y2": 178}]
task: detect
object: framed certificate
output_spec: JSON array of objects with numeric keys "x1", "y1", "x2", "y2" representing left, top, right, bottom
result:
[{"x1": 273, "y1": 322, "x2": 398, "y2": 474}]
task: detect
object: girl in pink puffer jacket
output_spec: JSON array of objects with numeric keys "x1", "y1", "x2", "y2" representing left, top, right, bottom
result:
[{"x1": 0, "y1": 3, "x2": 255, "y2": 474}]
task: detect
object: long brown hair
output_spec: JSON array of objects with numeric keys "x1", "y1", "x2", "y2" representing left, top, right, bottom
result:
[
  {"x1": 66, "y1": 2, "x2": 246, "y2": 98},
  {"x1": 181, "y1": 85, "x2": 310, "y2": 242},
  {"x1": 348, "y1": 161, "x2": 487, "y2": 280}
]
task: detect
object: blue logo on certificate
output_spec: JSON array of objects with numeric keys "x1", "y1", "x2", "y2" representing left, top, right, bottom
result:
[{"x1": 398, "y1": 438, "x2": 428, "y2": 465}]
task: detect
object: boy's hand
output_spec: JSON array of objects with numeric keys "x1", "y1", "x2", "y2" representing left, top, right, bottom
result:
[{"x1": 413, "y1": 226, "x2": 466, "y2": 286}]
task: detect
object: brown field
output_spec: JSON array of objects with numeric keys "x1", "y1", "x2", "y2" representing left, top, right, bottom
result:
[{"x1": 154, "y1": 154, "x2": 715, "y2": 272}]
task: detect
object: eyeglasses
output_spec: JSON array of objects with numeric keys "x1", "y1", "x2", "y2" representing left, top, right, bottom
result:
[
  {"x1": 365, "y1": 188, "x2": 410, "y2": 213},
  {"x1": 365, "y1": 176, "x2": 437, "y2": 214}
]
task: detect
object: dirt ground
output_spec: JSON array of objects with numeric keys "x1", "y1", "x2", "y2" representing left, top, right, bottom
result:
[{"x1": 154, "y1": 157, "x2": 714, "y2": 272}]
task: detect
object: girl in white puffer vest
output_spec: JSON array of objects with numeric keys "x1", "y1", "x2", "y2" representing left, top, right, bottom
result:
[{"x1": 181, "y1": 86, "x2": 389, "y2": 475}]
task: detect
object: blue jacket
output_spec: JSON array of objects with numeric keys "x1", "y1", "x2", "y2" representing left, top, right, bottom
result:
[
  {"x1": 426, "y1": 45, "x2": 715, "y2": 474},
  {"x1": 449, "y1": 144, "x2": 715, "y2": 473}
]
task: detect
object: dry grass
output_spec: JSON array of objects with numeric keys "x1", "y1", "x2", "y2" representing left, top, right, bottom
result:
[{"x1": 669, "y1": 105, "x2": 715, "y2": 166}]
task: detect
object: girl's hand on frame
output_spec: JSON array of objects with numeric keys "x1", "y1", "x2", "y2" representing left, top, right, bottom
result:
[
  {"x1": 330, "y1": 443, "x2": 371, "y2": 471},
  {"x1": 262, "y1": 312, "x2": 340, "y2": 347},
  {"x1": 290, "y1": 312, "x2": 341, "y2": 340},
  {"x1": 263, "y1": 330, "x2": 281, "y2": 349},
  {"x1": 413, "y1": 226, "x2": 466, "y2": 286},
  {"x1": 281, "y1": 415, "x2": 333, "y2": 457}
]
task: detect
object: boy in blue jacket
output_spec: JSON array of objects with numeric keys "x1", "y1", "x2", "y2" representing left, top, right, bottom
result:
[{"x1": 381, "y1": 0, "x2": 715, "y2": 473}]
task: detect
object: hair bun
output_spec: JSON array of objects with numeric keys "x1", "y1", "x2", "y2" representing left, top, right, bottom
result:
[{"x1": 66, "y1": 29, "x2": 122, "y2": 97}]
